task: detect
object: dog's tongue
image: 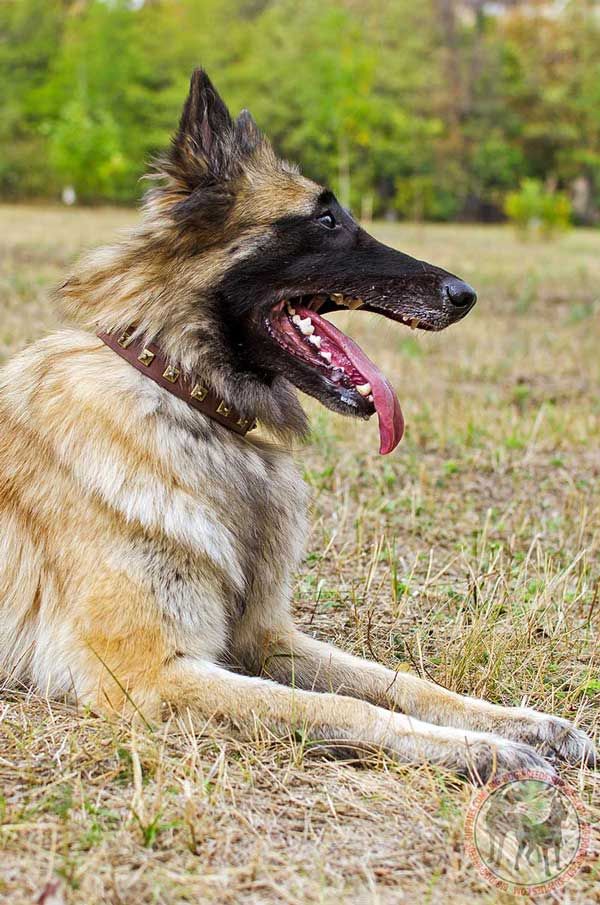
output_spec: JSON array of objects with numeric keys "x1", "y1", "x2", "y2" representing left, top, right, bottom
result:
[{"x1": 311, "y1": 314, "x2": 404, "y2": 455}]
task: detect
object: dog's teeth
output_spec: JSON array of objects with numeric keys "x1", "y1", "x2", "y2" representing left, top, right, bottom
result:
[
  {"x1": 330, "y1": 292, "x2": 364, "y2": 310},
  {"x1": 308, "y1": 334, "x2": 321, "y2": 348},
  {"x1": 410, "y1": 317, "x2": 420, "y2": 330},
  {"x1": 299, "y1": 317, "x2": 314, "y2": 335},
  {"x1": 368, "y1": 394, "x2": 374, "y2": 402},
  {"x1": 292, "y1": 313, "x2": 315, "y2": 334},
  {"x1": 356, "y1": 382, "x2": 372, "y2": 397},
  {"x1": 320, "y1": 351, "x2": 332, "y2": 363}
]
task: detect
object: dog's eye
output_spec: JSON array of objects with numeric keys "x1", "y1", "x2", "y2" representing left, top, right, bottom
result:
[{"x1": 316, "y1": 211, "x2": 336, "y2": 230}]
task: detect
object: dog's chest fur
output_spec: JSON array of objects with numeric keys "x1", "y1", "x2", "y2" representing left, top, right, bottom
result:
[
  {"x1": 137, "y1": 402, "x2": 309, "y2": 654},
  {"x1": 0, "y1": 331, "x2": 308, "y2": 689}
]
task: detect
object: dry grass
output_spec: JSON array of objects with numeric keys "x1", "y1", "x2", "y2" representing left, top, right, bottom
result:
[{"x1": 0, "y1": 205, "x2": 599, "y2": 904}]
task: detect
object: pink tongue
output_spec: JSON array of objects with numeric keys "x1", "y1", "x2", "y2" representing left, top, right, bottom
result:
[{"x1": 301, "y1": 309, "x2": 404, "y2": 455}]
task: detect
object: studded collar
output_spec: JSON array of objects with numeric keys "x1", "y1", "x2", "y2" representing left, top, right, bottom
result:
[{"x1": 97, "y1": 327, "x2": 257, "y2": 436}]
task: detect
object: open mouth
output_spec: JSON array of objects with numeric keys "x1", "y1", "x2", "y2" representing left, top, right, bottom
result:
[{"x1": 266, "y1": 293, "x2": 430, "y2": 455}]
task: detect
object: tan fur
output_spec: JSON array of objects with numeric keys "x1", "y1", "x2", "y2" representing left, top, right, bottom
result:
[
  {"x1": 0, "y1": 333, "x2": 593, "y2": 779},
  {"x1": 0, "y1": 81, "x2": 595, "y2": 783}
]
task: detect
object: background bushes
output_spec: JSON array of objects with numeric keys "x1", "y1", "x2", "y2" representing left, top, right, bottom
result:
[{"x1": 1, "y1": 0, "x2": 599, "y2": 222}]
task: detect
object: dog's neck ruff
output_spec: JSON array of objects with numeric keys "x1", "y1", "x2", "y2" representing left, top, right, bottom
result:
[{"x1": 98, "y1": 327, "x2": 257, "y2": 436}]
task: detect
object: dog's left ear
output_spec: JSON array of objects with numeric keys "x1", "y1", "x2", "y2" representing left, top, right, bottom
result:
[
  {"x1": 169, "y1": 68, "x2": 235, "y2": 187},
  {"x1": 234, "y1": 109, "x2": 264, "y2": 156}
]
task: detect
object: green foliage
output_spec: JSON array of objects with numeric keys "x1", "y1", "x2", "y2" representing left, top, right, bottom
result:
[
  {"x1": 505, "y1": 179, "x2": 572, "y2": 238},
  {"x1": 1, "y1": 0, "x2": 600, "y2": 220},
  {"x1": 49, "y1": 101, "x2": 126, "y2": 199}
]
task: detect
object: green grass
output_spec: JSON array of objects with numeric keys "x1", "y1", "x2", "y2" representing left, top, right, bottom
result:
[{"x1": 0, "y1": 206, "x2": 599, "y2": 903}]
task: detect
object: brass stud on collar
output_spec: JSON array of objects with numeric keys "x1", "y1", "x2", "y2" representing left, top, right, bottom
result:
[
  {"x1": 162, "y1": 365, "x2": 180, "y2": 383},
  {"x1": 216, "y1": 401, "x2": 231, "y2": 417},
  {"x1": 117, "y1": 329, "x2": 135, "y2": 349},
  {"x1": 138, "y1": 348, "x2": 155, "y2": 366},
  {"x1": 190, "y1": 383, "x2": 208, "y2": 401}
]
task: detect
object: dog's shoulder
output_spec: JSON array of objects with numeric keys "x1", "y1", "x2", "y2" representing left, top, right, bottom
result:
[{"x1": 0, "y1": 327, "x2": 308, "y2": 579}]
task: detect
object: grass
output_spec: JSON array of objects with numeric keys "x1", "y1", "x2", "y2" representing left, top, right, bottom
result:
[{"x1": 0, "y1": 204, "x2": 599, "y2": 903}]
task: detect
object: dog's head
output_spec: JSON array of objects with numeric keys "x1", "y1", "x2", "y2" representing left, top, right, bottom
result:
[{"x1": 150, "y1": 70, "x2": 477, "y2": 452}]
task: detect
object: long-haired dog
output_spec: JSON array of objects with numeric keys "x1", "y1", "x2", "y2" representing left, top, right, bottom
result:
[{"x1": 0, "y1": 70, "x2": 595, "y2": 782}]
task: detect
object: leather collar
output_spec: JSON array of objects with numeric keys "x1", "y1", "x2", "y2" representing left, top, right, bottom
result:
[{"x1": 98, "y1": 327, "x2": 257, "y2": 436}]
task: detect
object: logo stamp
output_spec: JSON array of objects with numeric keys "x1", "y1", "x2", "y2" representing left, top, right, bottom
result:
[{"x1": 464, "y1": 770, "x2": 590, "y2": 896}]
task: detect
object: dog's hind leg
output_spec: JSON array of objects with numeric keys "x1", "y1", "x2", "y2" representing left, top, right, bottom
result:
[
  {"x1": 157, "y1": 658, "x2": 555, "y2": 783},
  {"x1": 248, "y1": 626, "x2": 596, "y2": 767}
]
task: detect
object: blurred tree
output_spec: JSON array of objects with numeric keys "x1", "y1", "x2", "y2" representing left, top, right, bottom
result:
[
  {"x1": 36, "y1": 0, "x2": 171, "y2": 200},
  {"x1": 0, "y1": 0, "x2": 67, "y2": 197},
  {"x1": 0, "y1": 0, "x2": 599, "y2": 221}
]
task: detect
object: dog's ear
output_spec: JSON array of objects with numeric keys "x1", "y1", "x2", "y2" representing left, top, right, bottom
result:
[
  {"x1": 234, "y1": 109, "x2": 262, "y2": 155},
  {"x1": 169, "y1": 68, "x2": 235, "y2": 186},
  {"x1": 234, "y1": 108, "x2": 277, "y2": 162}
]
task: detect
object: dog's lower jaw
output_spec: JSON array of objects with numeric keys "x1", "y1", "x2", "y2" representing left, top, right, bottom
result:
[{"x1": 227, "y1": 371, "x2": 310, "y2": 442}]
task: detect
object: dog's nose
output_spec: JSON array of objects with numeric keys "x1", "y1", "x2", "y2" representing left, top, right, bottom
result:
[{"x1": 444, "y1": 278, "x2": 477, "y2": 310}]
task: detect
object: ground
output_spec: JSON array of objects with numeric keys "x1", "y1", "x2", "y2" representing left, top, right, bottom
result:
[{"x1": 0, "y1": 205, "x2": 598, "y2": 904}]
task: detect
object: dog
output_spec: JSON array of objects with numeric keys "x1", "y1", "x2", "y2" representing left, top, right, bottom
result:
[{"x1": 0, "y1": 70, "x2": 595, "y2": 782}]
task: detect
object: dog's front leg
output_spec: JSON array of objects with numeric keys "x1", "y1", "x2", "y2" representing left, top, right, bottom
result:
[
  {"x1": 160, "y1": 658, "x2": 555, "y2": 783},
  {"x1": 253, "y1": 627, "x2": 596, "y2": 767}
]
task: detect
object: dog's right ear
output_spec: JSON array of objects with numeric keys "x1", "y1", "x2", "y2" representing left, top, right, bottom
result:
[{"x1": 169, "y1": 68, "x2": 235, "y2": 187}]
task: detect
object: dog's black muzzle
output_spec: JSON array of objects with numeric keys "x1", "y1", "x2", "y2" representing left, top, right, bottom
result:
[{"x1": 314, "y1": 230, "x2": 478, "y2": 331}]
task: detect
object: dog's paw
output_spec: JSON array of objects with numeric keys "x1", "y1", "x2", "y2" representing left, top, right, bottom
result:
[
  {"x1": 501, "y1": 709, "x2": 597, "y2": 768},
  {"x1": 528, "y1": 713, "x2": 596, "y2": 767},
  {"x1": 466, "y1": 735, "x2": 558, "y2": 785}
]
